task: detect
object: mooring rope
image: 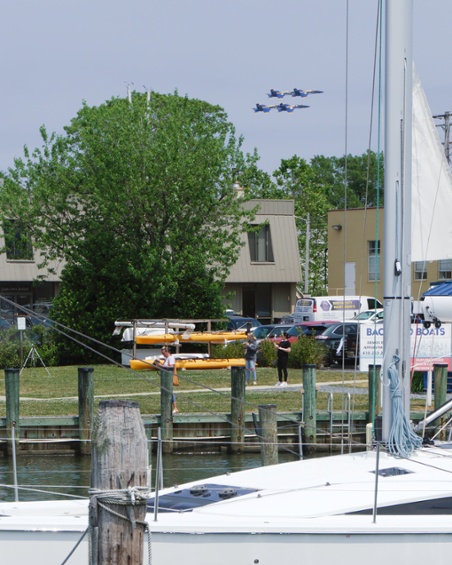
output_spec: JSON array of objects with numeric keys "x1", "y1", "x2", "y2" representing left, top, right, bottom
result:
[
  {"x1": 387, "y1": 355, "x2": 422, "y2": 457},
  {"x1": 87, "y1": 486, "x2": 152, "y2": 565}
]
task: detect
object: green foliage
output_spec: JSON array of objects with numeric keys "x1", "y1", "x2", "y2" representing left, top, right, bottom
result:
[
  {"x1": 1, "y1": 92, "x2": 261, "y2": 363},
  {"x1": 288, "y1": 333, "x2": 326, "y2": 369},
  {"x1": 411, "y1": 371, "x2": 425, "y2": 394},
  {"x1": 211, "y1": 341, "x2": 244, "y2": 359},
  {"x1": 258, "y1": 339, "x2": 277, "y2": 367},
  {"x1": 0, "y1": 326, "x2": 58, "y2": 369},
  {"x1": 263, "y1": 152, "x2": 383, "y2": 295},
  {"x1": 0, "y1": 329, "x2": 23, "y2": 368}
]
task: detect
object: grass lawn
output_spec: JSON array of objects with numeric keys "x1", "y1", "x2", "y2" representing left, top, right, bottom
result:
[{"x1": 0, "y1": 364, "x2": 429, "y2": 417}]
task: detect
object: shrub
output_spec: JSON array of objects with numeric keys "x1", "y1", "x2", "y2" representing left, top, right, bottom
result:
[
  {"x1": 211, "y1": 341, "x2": 244, "y2": 359},
  {"x1": 0, "y1": 326, "x2": 59, "y2": 369},
  {"x1": 257, "y1": 339, "x2": 277, "y2": 367},
  {"x1": 411, "y1": 371, "x2": 425, "y2": 393},
  {"x1": 288, "y1": 333, "x2": 326, "y2": 369}
]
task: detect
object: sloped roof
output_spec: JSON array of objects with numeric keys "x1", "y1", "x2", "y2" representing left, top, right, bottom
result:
[
  {"x1": 423, "y1": 282, "x2": 452, "y2": 296},
  {"x1": 226, "y1": 199, "x2": 302, "y2": 284}
]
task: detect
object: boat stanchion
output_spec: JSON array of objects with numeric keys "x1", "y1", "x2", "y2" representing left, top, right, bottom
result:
[
  {"x1": 159, "y1": 368, "x2": 174, "y2": 454},
  {"x1": 368, "y1": 364, "x2": 381, "y2": 430},
  {"x1": 5, "y1": 367, "x2": 20, "y2": 458},
  {"x1": 78, "y1": 367, "x2": 94, "y2": 456}
]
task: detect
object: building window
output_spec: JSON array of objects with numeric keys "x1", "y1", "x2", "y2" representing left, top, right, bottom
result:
[
  {"x1": 368, "y1": 240, "x2": 380, "y2": 282},
  {"x1": 414, "y1": 261, "x2": 427, "y2": 280},
  {"x1": 438, "y1": 259, "x2": 452, "y2": 280},
  {"x1": 248, "y1": 224, "x2": 274, "y2": 263},
  {"x1": 3, "y1": 219, "x2": 33, "y2": 261}
]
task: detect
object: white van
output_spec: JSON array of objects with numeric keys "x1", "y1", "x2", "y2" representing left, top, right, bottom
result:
[{"x1": 291, "y1": 296, "x2": 383, "y2": 323}]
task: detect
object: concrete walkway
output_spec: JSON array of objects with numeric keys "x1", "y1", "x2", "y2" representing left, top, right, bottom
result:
[{"x1": 0, "y1": 379, "x2": 369, "y2": 402}]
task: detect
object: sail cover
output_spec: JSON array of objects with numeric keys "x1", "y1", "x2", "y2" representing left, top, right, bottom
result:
[{"x1": 411, "y1": 66, "x2": 452, "y2": 261}]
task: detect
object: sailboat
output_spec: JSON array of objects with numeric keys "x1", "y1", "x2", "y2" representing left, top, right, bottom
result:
[{"x1": 2, "y1": 1, "x2": 452, "y2": 563}]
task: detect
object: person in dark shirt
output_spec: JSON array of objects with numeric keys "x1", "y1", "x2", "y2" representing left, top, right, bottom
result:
[{"x1": 274, "y1": 333, "x2": 291, "y2": 387}]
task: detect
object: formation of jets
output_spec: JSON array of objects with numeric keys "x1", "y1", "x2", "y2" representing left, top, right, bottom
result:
[
  {"x1": 253, "y1": 102, "x2": 312, "y2": 113},
  {"x1": 253, "y1": 88, "x2": 323, "y2": 113},
  {"x1": 268, "y1": 88, "x2": 323, "y2": 99}
]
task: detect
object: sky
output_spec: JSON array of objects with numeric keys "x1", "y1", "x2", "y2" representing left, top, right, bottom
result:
[{"x1": 1, "y1": 0, "x2": 451, "y2": 176}]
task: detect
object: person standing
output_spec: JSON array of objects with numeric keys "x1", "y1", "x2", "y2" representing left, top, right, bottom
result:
[
  {"x1": 274, "y1": 333, "x2": 291, "y2": 387},
  {"x1": 154, "y1": 346, "x2": 179, "y2": 414},
  {"x1": 244, "y1": 332, "x2": 258, "y2": 385}
]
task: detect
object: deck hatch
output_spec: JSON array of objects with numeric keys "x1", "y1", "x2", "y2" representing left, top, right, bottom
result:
[
  {"x1": 147, "y1": 483, "x2": 259, "y2": 513},
  {"x1": 370, "y1": 466, "x2": 413, "y2": 477}
]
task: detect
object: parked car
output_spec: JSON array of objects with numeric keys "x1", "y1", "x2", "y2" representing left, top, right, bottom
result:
[
  {"x1": 314, "y1": 322, "x2": 360, "y2": 365},
  {"x1": 226, "y1": 316, "x2": 261, "y2": 332},
  {"x1": 353, "y1": 309, "x2": 384, "y2": 323},
  {"x1": 265, "y1": 324, "x2": 294, "y2": 341},
  {"x1": 252, "y1": 324, "x2": 277, "y2": 343},
  {"x1": 273, "y1": 321, "x2": 337, "y2": 344},
  {"x1": 280, "y1": 314, "x2": 295, "y2": 324}
]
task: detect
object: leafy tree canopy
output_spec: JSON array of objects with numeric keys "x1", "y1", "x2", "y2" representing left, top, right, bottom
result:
[{"x1": 0, "y1": 92, "x2": 261, "y2": 360}]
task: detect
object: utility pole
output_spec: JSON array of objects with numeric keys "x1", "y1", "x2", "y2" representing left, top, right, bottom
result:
[
  {"x1": 304, "y1": 213, "x2": 310, "y2": 294},
  {"x1": 433, "y1": 111, "x2": 451, "y2": 165}
]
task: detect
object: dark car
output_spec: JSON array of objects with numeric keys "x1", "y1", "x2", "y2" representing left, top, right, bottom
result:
[
  {"x1": 226, "y1": 316, "x2": 261, "y2": 332},
  {"x1": 314, "y1": 322, "x2": 360, "y2": 365},
  {"x1": 266, "y1": 324, "x2": 294, "y2": 341},
  {"x1": 273, "y1": 321, "x2": 337, "y2": 344}
]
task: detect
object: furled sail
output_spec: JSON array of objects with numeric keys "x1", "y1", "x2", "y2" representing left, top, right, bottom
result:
[{"x1": 411, "y1": 65, "x2": 452, "y2": 261}]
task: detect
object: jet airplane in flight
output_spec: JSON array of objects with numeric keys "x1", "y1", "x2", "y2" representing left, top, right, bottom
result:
[
  {"x1": 291, "y1": 88, "x2": 323, "y2": 98},
  {"x1": 253, "y1": 103, "x2": 278, "y2": 113},
  {"x1": 277, "y1": 103, "x2": 309, "y2": 112}
]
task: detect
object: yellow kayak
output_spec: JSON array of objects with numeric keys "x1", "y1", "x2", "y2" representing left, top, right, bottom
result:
[
  {"x1": 135, "y1": 331, "x2": 247, "y2": 344},
  {"x1": 130, "y1": 358, "x2": 246, "y2": 371}
]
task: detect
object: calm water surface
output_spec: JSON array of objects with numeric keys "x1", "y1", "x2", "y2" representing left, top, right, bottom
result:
[{"x1": 0, "y1": 450, "x2": 299, "y2": 503}]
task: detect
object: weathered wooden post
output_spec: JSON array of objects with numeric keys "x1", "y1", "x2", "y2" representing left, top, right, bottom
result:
[
  {"x1": 302, "y1": 364, "x2": 317, "y2": 454},
  {"x1": 258, "y1": 404, "x2": 278, "y2": 466},
  {"x1": 78, "y1": 367, "x2": 94, "y2": 456},
  {"x1": 159, "y1": 368, "x2": 174, "y2": 454},
  {"x1": 368, "y1": 364, "x2": 381, "y2": 426},
  {"x1": 90, "y1": 400, "x2": 148, "y2": 565},
  {"x1": 230, "y1": 366, "x2": 246, "y2": 453},
  {"x1": 434, "y1": 363, "x2": 448, "y2": 439},
  {"x1": 5, "y1": 368, "x2": 20, "y2": 456}
]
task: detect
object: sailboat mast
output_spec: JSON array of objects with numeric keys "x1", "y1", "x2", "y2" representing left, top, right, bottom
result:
[{"x1": 382, "y1": 0, "x2": 413, "y2": 442}]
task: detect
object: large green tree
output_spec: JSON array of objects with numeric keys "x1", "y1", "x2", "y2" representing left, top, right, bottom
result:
[
  {"x1": 270, "y1": 151, "x2": 383, "y2": 295},
  {"x1": 272, "y1": 156, "x2": 330, "y2": 295},
  {"x1": 0, "y1": 92, "x2": 258, "y2": 361}
]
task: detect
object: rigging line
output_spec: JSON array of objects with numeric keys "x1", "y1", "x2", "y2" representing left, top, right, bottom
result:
[
  {"x1": 0, "y1": 297, "x2": 310, "y2": 448},
  {"x1": 336, "y1": 0, "x2": 351, "y2": 453},
  {"x1": 0, "y1": 295, "x2": 126, "y2": 365}
]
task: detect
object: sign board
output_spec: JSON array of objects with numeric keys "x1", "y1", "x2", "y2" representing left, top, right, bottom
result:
[
  {"x1": 17, "y1": 317, "x2": 27, "y2": 331},
  {"x1": 359, "y1": 323, "x2": 452, "y2": 372}
]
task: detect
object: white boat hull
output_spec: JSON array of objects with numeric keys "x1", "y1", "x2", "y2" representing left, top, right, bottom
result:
[{"x1": 2, "y1": 448, "x2": 452, "y2": 564}]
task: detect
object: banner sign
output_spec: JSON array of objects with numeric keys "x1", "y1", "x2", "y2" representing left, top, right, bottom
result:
[{"x1": 359, "y1": 323, "x2": 452, "y2": 372}]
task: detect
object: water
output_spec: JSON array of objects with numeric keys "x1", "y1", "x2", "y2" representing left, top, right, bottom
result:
[{"x1": 0, "y1": 450, "x2": 299, "y2": 503}]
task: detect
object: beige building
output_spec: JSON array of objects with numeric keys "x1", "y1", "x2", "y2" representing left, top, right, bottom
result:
[
  {"x1": 224, "y1": 199, "x2": 302, "y2": 324},
  {"x1": 0, "y1": 219, "x2": 62, "y2": 316},
  {"x1": 0, "y1": 200, "x2": 302, "y2": 323},
  {"x1": 328, "y1": 207, "x2": 448, "y2": 302}
]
